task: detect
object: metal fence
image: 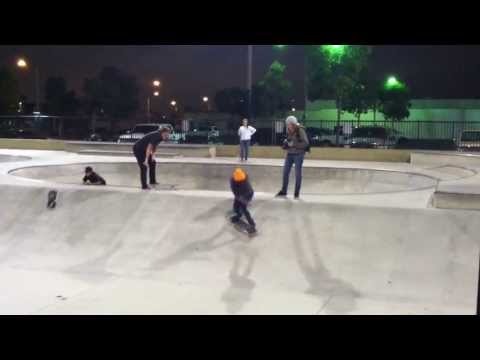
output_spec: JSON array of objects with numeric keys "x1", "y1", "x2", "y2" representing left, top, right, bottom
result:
[{"x1": 2, "y1": 115, "x2": 480, "y2": 151}]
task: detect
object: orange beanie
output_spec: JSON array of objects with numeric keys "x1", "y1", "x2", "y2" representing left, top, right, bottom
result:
[{"x1": 233, "y1": 168, "x2": 247, "y2": 182}]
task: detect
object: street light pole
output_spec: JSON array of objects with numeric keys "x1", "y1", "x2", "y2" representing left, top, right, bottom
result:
[
  {"x1": 35, "y1": 66, "x2": 40, "y2": 113},
  {"x1": 147, "y1": 97, "x2": 151, "y2": 122},
  {"x1": 247, "y1": 45, "x2": 253, "y2": 120},
  {"x1": 303, "y1": 47, "x2": 308, "y2": 122}
]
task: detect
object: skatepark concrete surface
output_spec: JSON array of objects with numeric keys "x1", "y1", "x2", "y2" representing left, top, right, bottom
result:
[{"x1": 0, "y1": 148, "x2": 479, "y2": 314}]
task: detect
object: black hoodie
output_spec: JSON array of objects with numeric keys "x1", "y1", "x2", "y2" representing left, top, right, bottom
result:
[{"x1": 230, "y1": 176, "x2": 254, "y2": 204}]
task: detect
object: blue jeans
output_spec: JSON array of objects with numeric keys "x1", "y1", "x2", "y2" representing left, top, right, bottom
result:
[
  {"x1": 240, "y1": 140, "x2": 250, "y2": 160},
  {"x1": 281, "y1": 153, "x2": 305, "y2": 196}
]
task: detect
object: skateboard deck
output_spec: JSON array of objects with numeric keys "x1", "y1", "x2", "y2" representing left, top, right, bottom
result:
[{"x1": 47, "y1": 190, "x2": 57, "y2": 209}]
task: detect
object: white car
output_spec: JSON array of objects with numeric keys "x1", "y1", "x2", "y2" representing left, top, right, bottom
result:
[{"x1": 117, "y1": 123, "x2": 184, "y2": 144}]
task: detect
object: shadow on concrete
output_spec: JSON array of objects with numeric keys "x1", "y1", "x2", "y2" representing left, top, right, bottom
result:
[
  {"x1": 149, "y1": 199, "x2": 242, "y2": 272},
  {"x1": 221, "y1": 245, "x2": 258, "y2": 314},
  {"x1": 293, "y1": 210, "x2": 361, "y2": 315}
]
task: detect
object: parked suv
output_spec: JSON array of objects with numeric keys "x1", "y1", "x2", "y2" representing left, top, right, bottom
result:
[
  {"x1": 117, "y1": 123, "x2": 184, "y2": 144},
  {"x1": 348, "y1": 126, "x2": 407, "y2": 149}
]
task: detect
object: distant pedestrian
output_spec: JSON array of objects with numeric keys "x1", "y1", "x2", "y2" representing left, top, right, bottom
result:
[
  {"x1": 276, "y1": 116, "x2": 309, "y2": 199},
  {"x1": 238, "y1": 118, "x2": 256, "y2": 162}
]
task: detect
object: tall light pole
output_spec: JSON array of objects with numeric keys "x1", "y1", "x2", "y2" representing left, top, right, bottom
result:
[
  {"x1": 17, "y1": 58, "x2": 40, "y2": 113},
  {"x1": 202, "y1": 96, "x2": 210, "y2": 112},
  {"x1": 247, "y1": 45, "x2": 253, "y2": 120}
]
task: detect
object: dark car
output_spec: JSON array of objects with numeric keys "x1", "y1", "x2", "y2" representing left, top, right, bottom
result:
[
  {"x1": 305, "y1": 127, "x2": 341, "y2": 147},
  {"x1": 348, "y1": 126, "x2": 407, "y2": 149}
]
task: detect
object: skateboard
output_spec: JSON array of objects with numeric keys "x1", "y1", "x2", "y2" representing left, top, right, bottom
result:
[
  {"x1": 229, "y1": 217, "x2": 258, "y2": 238},
  {"x1": 47, "y1": 190, "x2": 57, "y2": 209}
]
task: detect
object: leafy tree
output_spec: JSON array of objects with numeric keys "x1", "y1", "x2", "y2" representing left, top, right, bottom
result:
[
  {"x1": 256, "y1": 61, "x2": 293, "y2": 117},
  {"x1": 0, "y1": 67, "x2": 20, "y2": 114},
  {"x1": 379, "y1": 78, "x2": 412, "y2": 122},
  {"x1": 214, "y1": 87, "x2": 247, "y2": 116},
  {"x1": 45, "y1": 77, "x2": 79, "y2": 115},
  {"x1": 83, "y1": 66, "x2": 139, "y2": 130}
]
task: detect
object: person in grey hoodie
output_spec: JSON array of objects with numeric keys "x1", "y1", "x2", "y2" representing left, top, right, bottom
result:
[{"x1": 276, "y1": 116, "x2": 309, "y2": 199}]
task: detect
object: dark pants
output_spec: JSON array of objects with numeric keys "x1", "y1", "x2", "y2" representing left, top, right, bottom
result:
[
  {"x1": 281, "y1": 152, "x2": 305, "y2": 197},
  {"x1": 134, "y1": 150, "x2": 157, "y2": 188},
  {"x1": 240, "y1": 140, "x2": 250, "y2": 160},
  {"x1": 232, "y1": 199, "x2": 255, "y2": 228}
]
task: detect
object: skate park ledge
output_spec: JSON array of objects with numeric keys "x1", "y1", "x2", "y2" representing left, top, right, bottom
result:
[{"x1": 0, "y1": 138, "x2": 412, "y2": 162}]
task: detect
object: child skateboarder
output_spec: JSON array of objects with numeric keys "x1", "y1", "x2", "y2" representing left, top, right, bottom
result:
[
  {"x1": 230, "y1": 168, "x2": 257, "y2": 235},
  {"x1": 83, "y1": 166, "x2": 106, "y2": 185}
]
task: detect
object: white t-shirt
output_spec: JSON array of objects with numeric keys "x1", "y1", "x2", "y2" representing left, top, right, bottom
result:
[{"x1": 238, "y1": 125, "x2": 257, "y2": 141}]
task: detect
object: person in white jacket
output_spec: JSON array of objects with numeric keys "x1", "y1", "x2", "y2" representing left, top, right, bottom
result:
[{"x1": 238, "y1": 119, "x2": 256, "y2": 162}]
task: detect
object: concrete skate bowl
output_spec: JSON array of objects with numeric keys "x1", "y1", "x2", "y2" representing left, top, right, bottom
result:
[
  {"x1": 9, "y1": 162, "x2": 439, "y2": 195},
  {"x1": 0, "y1": 154, "x2": 30, "y2": 163},
  {"x1": 0, "y1": 185, "x2": 479, "y2": 314}
]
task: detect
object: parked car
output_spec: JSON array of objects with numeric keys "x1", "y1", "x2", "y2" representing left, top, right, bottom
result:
[
  {"x1": 306, "y1": 127, "x2": 348, "y2": 147},
  {"x1": 185, "y1": 125, "x2": 220, "y2": 144},
  {"x1": 117, "y1": 123, "x2": 184, "y2": 144},
  {"x1": 459, "y1": 130, "x2": 480, "y2": 151},
  {"x1": 347, "y1": 126, "x2": 407, "y2": 149},
  {"x1": 84, "y1": 128, "x2": 111, "y2": 142}
]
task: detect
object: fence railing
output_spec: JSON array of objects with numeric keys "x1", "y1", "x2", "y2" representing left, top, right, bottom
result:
[{"x1": 1, "y1": 116, "x2": 480, "y2": 151}]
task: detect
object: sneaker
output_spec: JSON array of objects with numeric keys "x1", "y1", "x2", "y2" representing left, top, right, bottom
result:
[
  {"x1": 230, "y1": 216, "x2": 240, "y2": 224},
  {"x1": 276, "y1": 191, "x2": 287, "y2": 197},
  {"x1": 142, "y1": 186, "x2": 152, "y2": 190},
  {"x1": 294, "y1": 194, "x2": 300, "y2": 200},
  {"x1": 150, "y1": 182, "x2": 159, "y2": 186},
  {"x1": 247, "y1": 226, "x2": 257, "y2": 235}
]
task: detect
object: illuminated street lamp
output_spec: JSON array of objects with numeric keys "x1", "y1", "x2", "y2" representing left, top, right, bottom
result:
[
  {"x1": 384, "y1": 76, "x2": 405, "y2": 90},
  {"x1": 171, "y1": 100, "x2": 177, "y2": 107},
  {"x1": 147, "y1": 79, "x2": 162, "y2": 121},
  {"x1": 16, "y1": 57, "x2": 40, "y2": 113},
  {"x1": 202, "y1": 96, "x2": 210, "y2": 112},
  {"x1": 17, "y1": 59, "x2": 27, "y2": 68}
]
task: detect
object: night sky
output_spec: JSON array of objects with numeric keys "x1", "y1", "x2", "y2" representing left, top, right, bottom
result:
[{"x1": 1, "y1": 45, "x2": 480, "y2": 112}]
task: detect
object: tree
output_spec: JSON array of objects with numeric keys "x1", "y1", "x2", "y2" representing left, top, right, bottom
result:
[
  {"x1": 0, "y1": 67, "x2": 20, "y2": 115},
  {"x1": 379, "y1": 77, "x2": 412, "y2": 122},
  {"x1": 83, "y1": 66, "x2": 139, "y2": 131},
  {"x1": 256, "y1": 60, "x2": 293, "y2": 117},
  {"x1": 307, "y1": 45, "x2": 371, "y2": 121},
  {"x1": 342, "y1": 83, "x2": 370, "y2": 125},
  {"x1": 214, "y1": 87, "x2": 248, "y2": 116},
  {"x1": 45, "y1": 77, "x2": 79, "y2": 115},
  {"x1": 306, "y1": 45, "x2": 372, "y2": 143}
]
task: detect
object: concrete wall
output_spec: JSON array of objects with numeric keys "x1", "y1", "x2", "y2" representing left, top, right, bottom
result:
[
  {"x1": 0, "y1": 139, "x2": 66, "y2": 151},
  {"x1": 216, "y1": 145, "x2": 411, "y2": 163}
]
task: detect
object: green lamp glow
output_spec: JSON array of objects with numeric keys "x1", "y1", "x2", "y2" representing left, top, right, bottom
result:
[{"x1": 385, "y1": 76, "x2": 405, "y2": 90}]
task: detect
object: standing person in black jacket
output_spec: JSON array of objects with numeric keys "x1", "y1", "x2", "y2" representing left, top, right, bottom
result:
[
  {"x1": 133, "y1": 127, "x2": 171, "y2": 190},
  {"x1": 230, "y1": 168, "x2": 256, "y2": 234}
]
